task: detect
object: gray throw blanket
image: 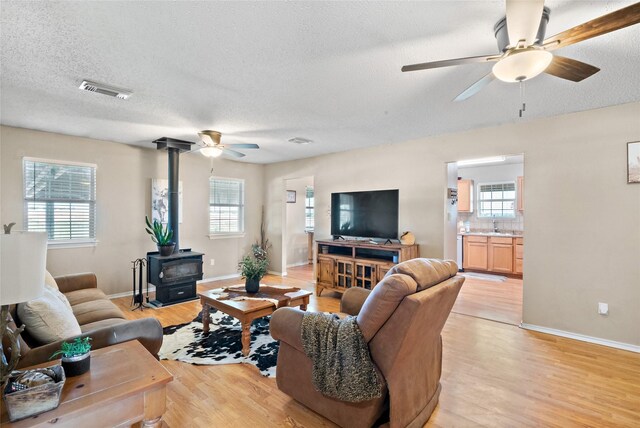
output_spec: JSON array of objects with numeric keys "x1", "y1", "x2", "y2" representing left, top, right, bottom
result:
[{"x1": 301, "y1": 312, "x2": 383, "y2": 402}]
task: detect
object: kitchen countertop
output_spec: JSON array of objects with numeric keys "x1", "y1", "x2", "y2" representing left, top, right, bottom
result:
[{"x1": 458, "y1": 231, "x2": 523, "y2": 238}]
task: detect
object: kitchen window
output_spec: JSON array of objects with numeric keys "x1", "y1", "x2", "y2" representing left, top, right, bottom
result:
[
  {"x1": 477, "y1": 182, "x2": 516, "y2": 218},
  {"x1": 305, "y1": 186, "x2": 314, "y2": 231},
  {"x1": 23, "y1": 158, "x2": 97, "y2": 245},
  {"x1": 209, "y1": 177, "x2": 244, "y2": 235}
]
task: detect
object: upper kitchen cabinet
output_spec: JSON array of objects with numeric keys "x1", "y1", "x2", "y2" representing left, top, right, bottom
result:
[
  {"x1": 517, "y1": 176, "x2": 524, "y2": 212},
  {"x1": 457, "y1": 179, "x2": 473, "y2": 213}
]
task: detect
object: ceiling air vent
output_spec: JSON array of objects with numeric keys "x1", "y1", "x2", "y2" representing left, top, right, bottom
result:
[
  {"x1": 78, "y1": 80, "x2": 133, "y2": 100},
  {"x1": 288, "y1": 137, "x2": 313, "y2": 145}
]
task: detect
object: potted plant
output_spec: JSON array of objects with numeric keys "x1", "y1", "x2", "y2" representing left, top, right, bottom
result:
[
  {"x1": 238, "y1": 254, "x2": 269, "y2": 293},
  {"x1": 50, "y1": 337, "x2": 92, "y2": 377},
  {"x1": 145, "y1": 215, "x2": 175, "y2": 256}
]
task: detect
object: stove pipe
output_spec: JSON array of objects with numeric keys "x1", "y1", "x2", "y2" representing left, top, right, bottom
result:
[
  {"x1": 167, "y1": 148, "x2": 180, "y2": 253},
  {"x1": 152, "y1": 137, "x2": 195, "y2": 254}
]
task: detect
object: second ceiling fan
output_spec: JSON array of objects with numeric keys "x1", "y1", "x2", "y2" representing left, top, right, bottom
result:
[{"x1": 402, "y1": 1, "x2": 640, "y2": 101}]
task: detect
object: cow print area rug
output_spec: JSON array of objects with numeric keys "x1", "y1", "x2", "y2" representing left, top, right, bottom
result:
[{"x1": 158, "y1": 309, "x2": 278, "y2": 377}]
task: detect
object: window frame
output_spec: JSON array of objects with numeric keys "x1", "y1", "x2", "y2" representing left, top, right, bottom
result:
[
  {"x1": 476, "y1": 181, "x2": 517, "y2": 218},
  {"x1": 208, "y1": 176, "x2": 245, "y2": 239},
  {"x1": 305, "y1": 186, "x2": 314, "y2": 231},
  {"x1": 23, "y1": 157, "x2": 98, "y2": 248}
]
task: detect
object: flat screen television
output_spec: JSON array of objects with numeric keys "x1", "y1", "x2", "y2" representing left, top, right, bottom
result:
[{"x1": 331, "y1": 189, "x2": 399, "y2": 239}]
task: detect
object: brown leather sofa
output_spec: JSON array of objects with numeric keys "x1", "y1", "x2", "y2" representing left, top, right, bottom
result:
[
  {"x1": 270, "y1": 258, "x2": 464, "y2": 428},
  {"x1": 8, "y1": 273, "x2": 163, "y2": 368}
]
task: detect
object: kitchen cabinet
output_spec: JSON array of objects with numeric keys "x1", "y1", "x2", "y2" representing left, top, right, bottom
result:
[
  {"x1": 514, "y1": 237, "x2": 524, "y2": 274},
  {"x1": 488, "y1": 237, "x2": 514, "y2": 273},
  {"x1": 457, "y1": 179, "x2": 474, "y2": 213},
  {"x1": 517, "y1": 176, "x2": 524, "y2": 212},
  {"x1": 462, "y1": 235, "x2": 523, "y2": 276},
  {"x1": 463, "y1": 235, "x2": 488, "y2": 270}
]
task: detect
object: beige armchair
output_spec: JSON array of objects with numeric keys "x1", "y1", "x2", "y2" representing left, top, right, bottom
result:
[{"x1": 270, "y1": 258, "x2": 464, "y2": 428}]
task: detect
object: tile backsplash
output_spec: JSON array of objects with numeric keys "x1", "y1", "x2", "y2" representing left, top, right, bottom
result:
[{"x1": 458, "y1": 211, "x2": 524, "y2": 233}]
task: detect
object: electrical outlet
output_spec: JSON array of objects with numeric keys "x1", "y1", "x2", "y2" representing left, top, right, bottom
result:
[
  {"x1": 598, "y1": 302, "x2": 608, "y2": 316},
  {"x1": 210, "y1": 259, "x2": 215, "y2": 266}
]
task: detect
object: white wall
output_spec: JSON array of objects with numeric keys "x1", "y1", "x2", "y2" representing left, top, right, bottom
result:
[
  {"x1": 0, "y1": 126, "x2": 264, "y2": 296},
  {"x1": 264, "y1": 102, "x2": 640, "y2": 347},
  {"x1": 284, "y1": 176, "x2": 313, "y2": 268}
]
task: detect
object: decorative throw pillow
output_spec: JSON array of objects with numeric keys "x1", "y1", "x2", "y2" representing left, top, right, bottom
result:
[
  {"x1": 17, "y1": 287, "x2": 81, "y2": 344},
  {"x1": 44, "y1": 271, "x2": 59, "y2": 291}
]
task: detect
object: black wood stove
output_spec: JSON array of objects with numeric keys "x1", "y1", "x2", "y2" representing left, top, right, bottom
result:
[{"x1": 147, "y1": 137, "x2": 204, "y2": 307}]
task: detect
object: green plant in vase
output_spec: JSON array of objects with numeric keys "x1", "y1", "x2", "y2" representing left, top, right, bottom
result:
[
  {"x1": 50, "y1": 337, "x2": 92, "y2": 377},
  {"x1": 238, "y1": 254, "x2": 269, "y2": 293},
  {"x1": 145, "y1": 215, "x2": 175, "y2": 256}
]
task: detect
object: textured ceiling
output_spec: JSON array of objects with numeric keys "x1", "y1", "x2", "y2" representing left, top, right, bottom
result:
[{"x1": 1, "y1": 1, "x2": 639, "y2": 164}]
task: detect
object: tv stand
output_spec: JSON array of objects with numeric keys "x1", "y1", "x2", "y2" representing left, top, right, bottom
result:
[
  {"x1": 315, "y1": 239, "x2": 419, "y2": 296},
  {"x1": 333, "y1": 235, "x2": 346, "y2": 241}
]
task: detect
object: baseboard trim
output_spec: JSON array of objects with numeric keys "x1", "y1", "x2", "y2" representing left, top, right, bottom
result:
[
  {"x1": 198, "y1": 273, "x2": 241, "y2": 283},
  {"x1": 286, "y1": 261, "x2": 311, "y2": 268},
  {"x1": 520, "y1": 323, "x2": 640, "y2": 353},
  {"x1": 268, "y1": 270, "x2": 285, "y2": 276},
  {"x1": 107, "y1": 273, "x2": 242, "y2": 299},
  {"x1": 108, "y1": 285, "x2": 156, "y2": 300}
]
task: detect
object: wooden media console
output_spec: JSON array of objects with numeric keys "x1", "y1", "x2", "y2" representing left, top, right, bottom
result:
[{"x1": 315, "y1": 239, "x2": 419, "y2": 296}]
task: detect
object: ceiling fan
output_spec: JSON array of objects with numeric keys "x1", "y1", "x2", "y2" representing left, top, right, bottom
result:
[
  {"x1": 402, "y1": 1, "x2": 640, "y2": 101},
  {"x1": 196, "y1": 130, "x2": 260, "y2": 158}
]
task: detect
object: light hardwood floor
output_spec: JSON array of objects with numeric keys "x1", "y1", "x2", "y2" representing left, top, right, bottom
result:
[
  {"x1": 452, "y1": 274, "x2": 523, "y2": 325},
  {"x1": 114, "y1": 274, "x2": 640, "y2": 428}
]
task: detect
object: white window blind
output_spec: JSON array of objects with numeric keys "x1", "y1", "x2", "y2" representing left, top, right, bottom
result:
[
  {"x1": 209, "y1": 177, "x2": 244, "y2": 233},
  {"x1": 23, "y1": 158, "x2": 97, "y2": 242},
  {"x1": 477, "y1": 182, "x2": 516, "y2": 218},
  {"x1": 305, "y1": 186, "x2": 314, "y2": 230}
]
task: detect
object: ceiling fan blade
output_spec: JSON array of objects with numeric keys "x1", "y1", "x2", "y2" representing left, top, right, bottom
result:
[
  {"x1": 454, "y1": 72, "x2": 496, "y2": 102},
  {"x1": 544, "y1": 55, "x2": 600, "y2": 82},
  {"x1": 401, "y1": 54, "x2": 499, "y2": 72},
  {"x1": 543, "y1": 2, "x2": 640, "y2": 51},
  {"x1": 224, "y1": 143, "x2": 260, "y2": 149},
  {"x1": 506, "y1": 0, "x2": 545, "y2": 46},
  {"x1": 222, "y1": 148, "x2": 246, "y2": 158}
]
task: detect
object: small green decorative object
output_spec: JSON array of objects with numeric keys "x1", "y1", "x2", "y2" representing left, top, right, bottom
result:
[
  {"x1": 50, "y1": 337, "x2": 92, "y2": 377},
  {"x1": 50, "y1": 337, "x2": 92, "y2": 359},
  {"x1": 145, "y1": 216, "x2": 173, "y2": 245},
  {"x1": 238, "y1": 254, "x2": 269, "y2": 293}
]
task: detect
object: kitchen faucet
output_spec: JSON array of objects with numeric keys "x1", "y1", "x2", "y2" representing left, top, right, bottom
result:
[{"x1": 492, "y1": 219, "x2": 498, "y2": 233}]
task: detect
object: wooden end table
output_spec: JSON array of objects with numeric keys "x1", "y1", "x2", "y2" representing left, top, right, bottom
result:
[
  {"x1": 199, "y1": 285, "x2": 312, "y2": 356},
  {"x1": 1, "y1": 341, "x2": 173, "y2": 428}
]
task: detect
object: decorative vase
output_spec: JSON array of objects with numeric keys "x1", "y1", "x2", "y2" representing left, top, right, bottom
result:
[
  {"x1": 61, "y1": 352, "x2": 90, "y2": 377},
  {"x1": 158, "y1": 243, "x2": 176, "y2": 257},
  {"x1": 245, "y1": 277, "x2": 260, "y2": 293}
]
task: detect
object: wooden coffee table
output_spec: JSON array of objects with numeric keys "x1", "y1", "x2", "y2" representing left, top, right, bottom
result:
[
  {"x1": 0, "y1": 340, "x2": 172, "y2": 427},
  {"x1": 198, "y1": 285, "x2": 312, "y2": 356}
]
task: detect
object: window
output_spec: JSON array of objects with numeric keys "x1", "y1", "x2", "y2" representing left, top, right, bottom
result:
[
  {"x1": 477, "y1": 182, "x2": 516, "y2": 218},
  {"x1": 23, "y1": 158, "x2": 97, "y2": 244},
  {"x1": 209, "y1": 177, "x2": 244, "y2": 234},
  {"x1": 305, "y1": 186, "x2": 314, "y2": 231}
]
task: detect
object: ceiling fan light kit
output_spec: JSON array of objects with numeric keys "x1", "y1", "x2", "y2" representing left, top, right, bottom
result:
[
  {"x1": 492, "y1": 48, "x2": 553, "y2": 83},
  {"x1": 201, "y1": 146, "x2": 223, "y2": 158}
]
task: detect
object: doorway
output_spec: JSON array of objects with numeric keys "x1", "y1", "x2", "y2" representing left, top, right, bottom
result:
[
  {"x1": 444, "y1": 155, "x2": 524, "y2": 325},
  {"x1": 283, "y1": 176, "x2": 314, "y2": 283}
]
